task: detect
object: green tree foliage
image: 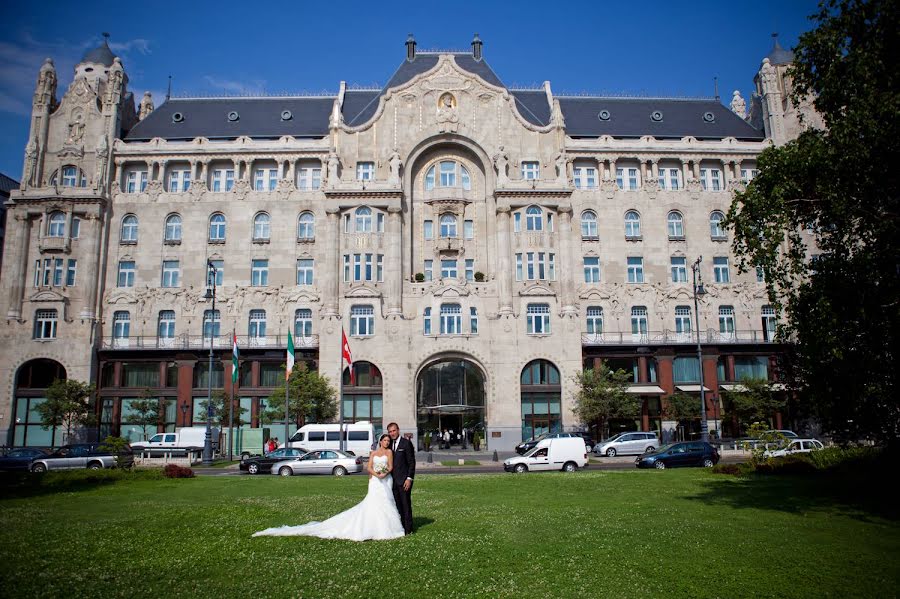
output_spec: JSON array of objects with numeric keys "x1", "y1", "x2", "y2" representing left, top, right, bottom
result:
[
  {"x1": 743, "y1": 422, "x2": 791, "y2": 464},
  {"x1": 573, "y1": 364, "x2": 638, "y2": 438},
  {"x1": 264, "y1": 362, "x2": 337, "y2": 426},
  {"x1": 121, "y1": 389, "x2": 170, "y2": 441},
  {"x1": 725, "y1": 0, "x2": 899, "y2": 444},
  {"x1": 34, "y1": 379, "x2": 96, "y2": 447},
  {"x1": 97, "y1": 436, "x2": 132, "y2": 468},
  {"x1": 663, "y1": 393, "x2": 702, "y2": 421},
  {"x1": 721, "y1": 378, "x2": 788, "y2": 435},
  {"x1": 196, "y1": 390, "x2": 248, "y2": 430}
]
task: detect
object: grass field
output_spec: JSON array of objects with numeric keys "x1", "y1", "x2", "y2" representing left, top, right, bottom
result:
[{"x1": 0, "y1": 468, "x2": 897, "y2": 598}]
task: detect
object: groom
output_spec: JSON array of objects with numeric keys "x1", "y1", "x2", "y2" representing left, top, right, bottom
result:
[{"x1": 387, "y1": 422, "x2": 415, "y2": 535}]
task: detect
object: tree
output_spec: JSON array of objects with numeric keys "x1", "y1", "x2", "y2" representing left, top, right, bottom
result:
[
  {"x1": 721, "y1": 378, "x2": 788, "y2": 436},
  {"x1": 725, "y1": 0, "x2": 899, "y2": 445},
  {"x1": 196, "y1": 390, "x2": 248, "y2": 430},
  {"x1": 121, "y1": 389, "x2": 170, "y2": 441},
  {"x1": 572, "y1": 364, "x2": 638, "y2": 440},
  {"x1": 662, "y1": 393, "x2": 701, "y2": 421},
  {"x1": 33, "y1": 379, "x2": 96, "y2": 447},
  {"x1": 264, "y1": 362, "x2": 337, "y2": 426}
]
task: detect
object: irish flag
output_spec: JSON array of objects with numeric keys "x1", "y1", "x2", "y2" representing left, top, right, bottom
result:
[
  {"x1": 286, "y1": 330, "x2": 295, "y2": 380},
  {"x1": 232, "y1": 331, "x2": 239, "y2": 383}
]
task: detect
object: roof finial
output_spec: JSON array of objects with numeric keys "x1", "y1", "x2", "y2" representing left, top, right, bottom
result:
[
  {"x1": 166, "y1": 75, "x2": 172, "y2": 102},
  {"x1": 472, "y1": 33, "x2": 483, "y2": 61},
  {"x1": 102, "y1": 32, "x2": 110, "y2": 45},
  {"x1": 714, "y1": 76, "x2": 719, "y2": 101},
  {"x1": 406, "y1": 33, "x2": 416, "y2": 61}
]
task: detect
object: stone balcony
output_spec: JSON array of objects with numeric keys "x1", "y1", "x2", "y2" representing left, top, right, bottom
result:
[
  {"x1": 38, "y1": 236, "x2": 71, "y2": 253},
  {"x1": 581, "y1": 329, "x2": 775, "y2": 346},
  {"x1": 100, "y1": 333, "x2": 319, "y2": 351}
]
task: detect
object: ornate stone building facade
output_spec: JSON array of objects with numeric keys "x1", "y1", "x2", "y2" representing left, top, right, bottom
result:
[{"x1": 1, "y1": 35, "x2": 815, "y2": 450}]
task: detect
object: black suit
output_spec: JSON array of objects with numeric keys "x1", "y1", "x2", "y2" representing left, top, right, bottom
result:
[{"x1": 390, "y1": 436, "x2": 415, "y2": 534}]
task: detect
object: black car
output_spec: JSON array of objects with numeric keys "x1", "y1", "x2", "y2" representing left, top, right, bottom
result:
[
  {"x1": 240, "y1": 447, "x2": 309, "y2": 474},
  {"x1": 635, "y1": 442, "x2": 720, "y2": 469},
  {"x1": 0, "y1": 448, "x2": 49, "y2": 472}
]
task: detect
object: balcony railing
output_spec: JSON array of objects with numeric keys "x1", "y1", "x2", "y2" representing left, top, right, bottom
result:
[
  {"x1": 581, "y1": 329, "x2": 775, "y2": 346},
  {"x1": 38, "y1": 236, "x2": 71, "y2": 253},
  {"x1": 101, "y1": 334, "x2": 319, "y2": 350}
]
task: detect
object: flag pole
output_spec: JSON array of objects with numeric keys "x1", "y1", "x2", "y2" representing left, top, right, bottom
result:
[
  {"x1": 229, "y1": 329, "x2": 235, "y2": 462},
  {"x1": 339, "y1": 328, "x2": 344, "y2": 453}
]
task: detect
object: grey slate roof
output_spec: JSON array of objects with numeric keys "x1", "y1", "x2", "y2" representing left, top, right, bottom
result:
[
  {"x1": 81, "y1": 41, "x2": 117, "y2": 67},
  {"x1": 511, "y1": 90, "x2": 551, "y2": 126},
  {"x1": 0, "y1": 173, "x2": 19, "y2": 195},
  {"x1": 765, "y1": 38, "x2": 795, "y2": 65}
]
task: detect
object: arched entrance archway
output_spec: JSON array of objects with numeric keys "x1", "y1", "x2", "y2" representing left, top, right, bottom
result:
[
  {"x1": 520, "y1": 359, "x2": 561, "y2": 441},
  {"x1": 12, "y1": 359, "x2": 67, "y2": 447},
  {"x1": 416, "y1": 358, "x2": 485, "y2": 450}
]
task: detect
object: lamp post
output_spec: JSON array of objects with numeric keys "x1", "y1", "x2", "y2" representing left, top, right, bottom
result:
[
  {"x1": 202, "y1": 260, "x2": 218, "y2": 466},
  {"x1": 691, "y1": 256, "x2": 709, "y2": 443},
  {"x1": 180, "y1": 403, "x2": 188, "y2": 427}
]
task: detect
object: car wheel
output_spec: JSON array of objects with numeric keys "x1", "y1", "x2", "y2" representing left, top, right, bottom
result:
[
  {"x1": 562, "y1": 461, "x2": 577, "y2": 473},
  {"x1": 279, "y1": 466, "x2": 292, "y2": 477},
  {"x1": 87, "y1": 462, "x2": 102, "y2": 470},
  {"x1": 514, "y1": 463, "x2": 528, "y2": 474},
  {"x1": 333, "y1": 466, "x2": 347, "y2": 477},
  {"x1": 241, "y1": 453, "x2": 250, "y2": 461},
  {"x1": 645, "y1": 446, "x2": 656, "y2": 453},
  {"x1": 31, "y1": 463, "x2": 47, "y2": 474},
  {"x1": 654, "y1": 461, "x2": 666, "y2": 470},
  {"x1": 702, "y1": 458, "x2": 715, "y2": 468},
  {"x1": 606, "y1": 448, "x2": 617, "y2": 457},
  {"x1": 248, "y1": 463, "x2": 259, "y2": 475}
]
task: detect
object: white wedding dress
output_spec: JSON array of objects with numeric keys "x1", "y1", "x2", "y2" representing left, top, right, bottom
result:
[{"x1": 253, "y1": 455, "x2": 405, "y2": 541}]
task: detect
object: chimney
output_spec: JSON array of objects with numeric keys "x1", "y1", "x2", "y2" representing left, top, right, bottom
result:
[
  {"x1": 472, "y1": 33, "x2": 483, "y2": 61},
  {"x1": 406, "y1": 34, "x2": 416, "y2": 61}
]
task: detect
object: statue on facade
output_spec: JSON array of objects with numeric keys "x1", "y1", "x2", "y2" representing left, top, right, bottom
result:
[
  {"x1": 326, "y1": 150, "x2": 341, "y2": 187},
  {"x1": 436, "y1": 93, "x2": 459, "y2": 133},
  {"x1": 66, "y1": 111, "x2": 85, "y2": 144},
  {"x1": 388, "y1": 149, "x2": 402, "y2": 186},
  {"x1": 554, "y1": 151, "x2": 568, "y2": 186},
  {"x1": 759, "y1": 58, "x2": 778, "y2": 92},
  {"x1": 23, "y1": 138, "x2": 38, "y2": 187},
  {"x1": 730, "y1": 90, "x2": 746, "y2": 119},
  {"x1": 139, "y1": 91, "x2": 154, "y2": 121},
  {"x1": 95, "y1": 134, "x2": 109, "y2": 189},
  {"x1": 493, "y1": 145, "x2": 509, "y2": 186}
]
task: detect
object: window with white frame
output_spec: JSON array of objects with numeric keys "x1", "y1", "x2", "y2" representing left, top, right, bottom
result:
[
  {"x1": 161, "y1": 260, "x2": 180, "y2": 288},
  {"x1": 627, "y1": 257, "x2": 644, "y2": 283},
  {"x1": 515, "y1": 252, "x2": 555, "y2": 281},
  {"x1": 423, "y1": 307, "x2": 432, "y2": 335},
  {"x1": 253, "y1": 213, "x2": 271, "y2": 240},
  {"x1": 297, "y1": 212, "x2": 315, "y2": 239},
  {"x1": 203, "y1": 309, "x2": 221, "y2": 338},
  {"x1": 295, "y1": 308, "x2": 313, "y2": 338},
  {"x1": 209, "y1": 260, "x2": 224, "y2": 286},
  {"x1": 296, "y1": 258, "x2": 314, "y2": 285},
  {"x1": 60, "y1": 166, "x2": 85, "y2": 188},
  {"x1": 47, "y1": 212, "x2": 66, "y2": 237},
  {"x1": 376, "y1": 212, "x2": 384, "y2": 233},
  {"x1": 356, "y1": 162, "x2": 374, "y2": 181},
  {"x1": 624, "y1": 210, "x2": 641, "y2": 239},
  {"x1": 424, "y1": 260, "x2": 433, "y2": 281},
  {"x1": 297, "y1": 165, "x2": 322, "y2": 190},
  {"x1": 211, "y1": 168, "x2": 234, "y2": 192},
  {"x1": 34, "y1": 309, "x2": 58, "y2": 339},
  {"x1": 249, "y1": 309, "x2": 267, "y2": 338},
  {"x1": 525, "y1": 206, "x2": 543, "y2": 231},
  {"x1": 465, "y1": 259, "x2": 475, "y2": 281},
  {"x1": 573, "y1": 164, "x2": 597, "y2": 189},
  {"x1": 440, "y1": 259, "x2": 458, "y2": 279},
  {"x1": 126, "y1": 169, "x2": 148, "y2": 193},
  {"x1": 470, "y1": 307, "x2": 478, "y2": 334},
  {"x1": 355, "y1": 207, "x2": 372, "y2": 232},
  {"x1": 168, "y1": 169, "x2": 191, "y2": 192},
  {"x1": 713, "y1": 257, "x2": 730, "y2": 283},
  {"x1": 158, "y1": 310, "x2": 176, "y2": 339},
  {"x1": 66, "y1": 259, "x2": 77, "y2": 286},
  {"x1": 521, "y1": 161, "x2": 540, "y2": 180},
  {"x1": 761, "y1": 306, "x2": 777, "y2": 341},
  {"x1": 440, "y1": 304, "x2": 462, "y2": 335},
  {"x1": 631, "y1": 306, "x2": 648, "y2": 336},
  {"x1": 423, "y1": 220, "x2": 433, "y2": 240},
  {"x1": 343, "y1": 214, "x2": 351, "y2": 233},
  {"x1": 350, "y1": 305, "x2": 374, "y2": 336},
  {"x1": 658, "y1": 167, "x2": 681, "y2": 190},
  {"x1": 52, "y1": 258, "x2": 63, "y2": 286},
  {"x1": 165, "y1": 214, "x2": 182, "y2": 242},
  {"x1": 254, "y1": 167, "x2": 277, "y2": 191},
  {"x1": 526, "y1": 303, "x2": 550, "y2": 335},
  {"x1": 439, "y1": 161, "x2": 457, "y2": 187},
  {"x1": 208, "y1": 214, "x2": 226, "y2": 241},
  {"x1": 514, "y1": 212, "x2": 521, "y2": 233},
  {"x1": 675, "y1": 306, "x2": 692, "y2": 334},
  {"x1": 583, "y1": 256, "x2": 600, "y2": 283},
  {"x1": 616, "y1": 167, "x2": 640, "y2": 191},
  {"x1": 439, "y1": 214, "x2": 457, "y2": 238},
  {"x1": 120, "y1": 215, "x2": 138, "y2": 243},
  {"x1": 719, "y1": 306, "x2": 736, "y2": 335},
  {"x1": 667, "y1": 211, "x2": 684, "y2": 239},
  {"x1": 740, "y1": 168, "x2": 758, "y2": 184},
  {"x1": 343, "y1": 254, "x2": 384, "y2": 282},
  {"x1": 71, "y1": 217, "x2": 80, "y2": 238},
  {"x1": 113, "y1": 311, "x2": 131, "y2": 339},
  {"x1": 581, "y1": 211, "x2": 598, "y2": 239},
  {"x1": 671, "y1": 256, "x2": 688, "y2": 283},
  {"x1": 463, "y1": 220, "x2": 474, "y2": 239},
  {"x1": 117, "y1": 260, "x2": 135, "y2": 287},
  {"x1": 700, "y1": 167, "x2": 722, "y2": 191},
  {"x1": 34, "y1": 258, "x2": 48, "y2": 287},
  {"x1": 710, "y1": 211, "x2": 726, "y2": 239},
  {"x1": 586, "y1": 306, "x2": 603, "y2": 334},
  {"x1": 251, "y1": 259, "x2": 269, "y2": 286}
]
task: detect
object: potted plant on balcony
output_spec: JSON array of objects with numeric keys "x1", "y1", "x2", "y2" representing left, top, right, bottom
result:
[
  {"x1": 474, "y1": 271, "x2": 485, "y2": 282},
  {"x1": 414, "y1": 273, "x2": 425, "y2": 282}
]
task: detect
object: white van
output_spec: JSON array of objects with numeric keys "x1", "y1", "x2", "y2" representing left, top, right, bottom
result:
[
  {"x1": 283, "y1": 421, "x2": 376, "y2": 456},
  {"x1": 131, "y1": 426, "x2": 217, "y2": 451},
  {"x1": 504, "y1": 437, "x2": 588, "y2": 473}
]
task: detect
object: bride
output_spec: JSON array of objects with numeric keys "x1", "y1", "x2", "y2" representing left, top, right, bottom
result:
[{"x1": 253, "y1": 434, "x2": 405, "y2": 541}]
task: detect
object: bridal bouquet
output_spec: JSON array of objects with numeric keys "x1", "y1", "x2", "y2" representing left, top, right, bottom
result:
[{"x1": 374, "y1": 463, "x2": 389, "y2": 475}]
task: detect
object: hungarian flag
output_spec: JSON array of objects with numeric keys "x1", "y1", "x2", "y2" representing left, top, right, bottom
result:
[
  {"x1": 342, "y1": 329, "x2": 354, "y2": 385},
  {"x1": 286, "y1": 330, "x2": 295, "y2": 380},
  {"x1": 232, "y1": 331, "x2": 239, "y2": 383}
]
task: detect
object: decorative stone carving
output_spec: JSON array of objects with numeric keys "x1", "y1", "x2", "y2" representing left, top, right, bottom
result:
[
  {"x1": 66, "y1": 109, "x2": 85, "y2": 144},
  {"x1": 34, "y1": 58, "x2": 57, "y2": 107},
  {"x1": 326, "y1": 150, "x2": 341, "y2": 187},
  {"x1": 94, "y1": 134, "x2": 109, "y2": 190},
  {"x1": 388, "y1": 149, "x2": 402, "y2": 186},
  {"x1": 493, "y1": 145, "x2": 509, "y2": 186},
  {"x1": 436, "y1": 93, "x2": 459, "y2": 133},
  {"x1": 730, "y1": 90, "x2": 746, "y2": 119},
  {"x1": 139, "y1": 91, "x2": 154, "y2": 120},
  {"x1": 232, "y1": 178, "x2": 250, "y2": 201},
  {"x1": 23, "y1": 139, "x2": 38, "y2": 187},
  {"x1": 554, "y1": 152, "x2": 568, "y2": 186}
]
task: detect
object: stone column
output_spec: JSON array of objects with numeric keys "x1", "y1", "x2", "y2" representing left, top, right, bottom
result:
[
  {"x1": 5, "y1": 213, "x2": 31, "y2": 320},
  {"x1": 496, "y1": 206, "x2": 513, "y2": 315},
  {"x1": 692, "y1": 160, "x2": 700, "y2": 180},
  {"x1": 557, "y1": 206, "x2": 576, "y2": 315},
  {"x1": 650, "y1": 160, "x2": 659, "y2": 182},
  {"x1": 322, "y1": 208, "x2": 341, "y2": 317},
  {"x1": 386, "y1": 206, "x2": 403, "y2": 316},
  {"x1": 79, "y1": 214, "x2": 102, "y2": 319},
  {"x1": 681, "y1": 159, "x2": 690, "y2": 185}
]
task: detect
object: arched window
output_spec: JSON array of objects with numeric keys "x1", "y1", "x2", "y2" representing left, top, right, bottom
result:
[
  {"x1": 710, "y1": 211, "x2": 726, "y2": 239},
  {"x1": 425, "y1": 161, "x2": 471, "y2": 191},
  {"x1": 13, "y1": 359, "x2": 67, "y2": 446},
  {"x1": 121, "y1": 215, "x2": 138, "y2": 242},
  {"x1": 295, "y1": 308, "x2": 313, "y2": 338},
  {"x1": 439, "y1": 214, "x2": 458, "y2": 238},
  {"x1": 525, "y1": 206, "x2": 543, "y2": 231},
  {"x1": 355, "y1": 206, "x2": 372, "y2": 232},
  {"x1": 47, "y1": 212, "x2": 66, "y2": 237},
  {"x1": 253, "y1": 213, "x2": 270, "y2": 240},
  {"x1": 342, "y1": 361, "x2": 384, "y2": 435},
  {"x1": 667, "y1": 211, "x2": 684, "y2": 238},
  {"x1": 581, "y1": 210, "x2": 598, "y2": 239},
  {"x1": 208, "y1": 213, "x2": 226, "y2": 241},
  {"x1": 297, "y1": 212, "x2": 315, "y2": 239},
  {"x1": 625, "y1": 210, "x2": 641, "y2": 239},
  {"x1": 165, "y1": 214, "x2": 182, "y2": 242},
  {"x1": 520, "y1": 360, "x2": 561, "y2": 441},
  {"x1": 57, "y1": 166, "x2": 85, "y2": 188}
]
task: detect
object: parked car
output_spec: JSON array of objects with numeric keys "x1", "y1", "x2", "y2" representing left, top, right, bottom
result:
[
  {"x1": 764, "y1": 429, "x2": 799, "y2": 439},
  {"x1": 240, "y1": 447, "x2": 309, "y2": 474},
  {"x1": 131, "y1": 426, "x2": 219, "y2": 452},
  {"x1": 516, "y1": 432, "x2": 592, "y2": 455},
  {"x1": 504, "y1": 438, "x2": 589, "y2": 473},
  {"x1": 569, "y1": 431, "x2": 596, "y2": 452},
  {"x1": 0, "y1": 448, "x2": 49, "y2": 472},
  {"x1": 272, "y1": 450, "x2": 364, "y2": 477},
  {"x1": 30, "y1": 443, "x2": 134, "y2": 473},
  {"x1": 764, "y1": 438, "x2": 824, "y2": 458},
  {"x1": 635, "y1": 442, "x2": 719, "y2": 469},
  {"x1": 594, "y1": 432, "x2": 659, "y2": 457},
  {"x1": 284, "y1": 422, "x2": 375, "y2": 456}
]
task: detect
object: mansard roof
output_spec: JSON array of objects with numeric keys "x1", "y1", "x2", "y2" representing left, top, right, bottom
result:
[
  {"x1": 81, "y1": 39, "x2": 117, "y2": 67},
  {"x1": 0, "y1": 172, "x2": 19, "y2": 195}
]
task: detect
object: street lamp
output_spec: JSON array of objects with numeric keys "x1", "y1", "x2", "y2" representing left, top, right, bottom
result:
[
  {"x1": 691, "y1": 256, "x2": 709, "y2": 443},
  {"x1": 202, "y1": 260, "x2": 218, "y2": 466},
  {"x1": 180, "y1": 403, "x2": 188, "y2": 427}
]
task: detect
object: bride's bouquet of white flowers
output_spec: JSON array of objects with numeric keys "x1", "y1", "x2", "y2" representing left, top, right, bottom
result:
[{"x1": 374, "y1": 463, "x2": 389, "y2": 475}]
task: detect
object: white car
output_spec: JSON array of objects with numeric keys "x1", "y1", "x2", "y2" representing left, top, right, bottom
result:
[
  {"x1": 594, "y1": 432, "x2": 659, "y2": 457},
  {"x1": 764, "y1": 438, "x2": 824, "y2": 458},
  {"x1": 504, "y1": 437, "x2": 588, "y2": 473},
  {"x1": 271, "y1": 450, "x2": 363, "y2": 477}
]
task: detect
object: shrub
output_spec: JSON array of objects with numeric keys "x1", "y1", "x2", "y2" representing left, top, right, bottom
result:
[
  {"x1": 712, "y1": 463, "x2": 744, "y2": 476},
  {"x1": 414, "y1": 273, "x2": 425, "y2": 282},
  {"x1": 474, "y1": 271, "x2": 485, "y2": 282},
  {"x1": 766, "y1": 454, "x2": 817, "y2": 475},
  {"x1": 163, "y1": 464, "x2": 195, "y2": 478},
  {"x1": 0, "y1": 468, "x2": 164, "y2": 498},
  {"x1": 806, "y1": 446, "x2": 882, "y2": 471}
]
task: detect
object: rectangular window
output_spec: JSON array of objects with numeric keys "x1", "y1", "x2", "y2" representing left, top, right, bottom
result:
[
  {"x1": 113, "y1": 311, "x2": 130, "y2": 338},
  {"x1": 700, "y1": 168, "x2": 722, "y2": 191},
  {"x1": 464, "y1": 220, "x2": 474, "y2": 240},
  {"x1": 161, "y1": 260, "x2": 180, "y2": 288},
  {"x1": 34, "y1": 309, "x2": 58, "y2": 340},
  {"x1": 209, "y1": 260, "x2": 224, "y2": 286},
  {"x1": 756, "y1": 265, "x2": 765, "y2": 283},
  {"x1": 631, "y1": 307, "x2": 649, "y2": 336},
  {"x1": 168, "y1": 170, "x2": 191, "y2": 193},
  {"x1": 249, "y1": 309, "x2": 267, "y2": 339},
  {"x1": 740, "y1": 168, "x2": 758, "y2": 184},
  {"x1": 254, "y1": 168, "x2": 278, "y2": 191},
  {"x1": 526, "y1": 304, "x2": 550, "y2": 335},
  {"x1": 583, "y1": 257, "x2": 600, "y2": 283},
  {"x1": 586, "y1": 306, "x2": 603, "y2": 334},
  {"x1": 376, "y1": 255, "x2": 384, "y2": 282},
  {"x1": 439, "y1": 304, "x2": 462, "y2": 335},
  {"x1": 66, "y1": 259, "x2": 77, "y2": 286},
  {"x1": 719, "y1": 307, "x2": 736, "y2": 337},
  {"x1": 356, "y1": 162, "x2": 374, "y2": 181},
  {"x1": 521, "y1": 161, "x2": 540, "y2": 180},
  {"x1": 203, "y1": 309, "x2": 221, "y2": 339},
  {"x1": 158, "y1": 310, "x2": 176, "y2": 338},
  {"x1": 350, "y1": 305, "x2": 375, "y2": 337},
  {"x1": 470, "y1": 307, "x2": 478, "y2": 334},
  {"x1": 423, "y1": 308, "x2": 432, "y2": 335},
  {"x1": 424, "y1": 220, "x2": 433, "y2": 240},
  {"x1": 126, "y1": 170, "x2": 148, "y2": 193},
  {"x1": 441, "y1": 259, "x2": 457, "y2": 279},
  {"x1": 671, "y1": 257, "x2": 688, "y2": 283},
  {"x1": 627, "y1": 257, "x2": 644, "y2": 283},
  {"x1": 353, "y1": 254, "x2": 362, "y2": 281},
  {"x1": 675, "y1": 306, "x2": 692, "y2": 334},
  {"x1": 514, "y1": 212, "x2": 521, "y2": 233},
  {"x1": 297, "y1": 166, "x2": 322, "y2": 190},
  {"x1": 573, "y1": 166, "x2": 597, "y2": 189},
  {"x1": 713, "y1": 257, "x2": 730, "y2": 283},
  {"x1": 117, "y1": 261, "x2": 135, "y2": 288},
  {"x1": 212, "y1": 169, "x2": 234, "y2": 192},
  {"x1": 376, "y1": 212, "x2": 385, "y2": 233},
  {"x1": 52, "y1": 258, "x2": 63, "y2": 287},
  {"x1": 762, "y1": 306, "x2": 777, "y2": 341},
  {"x1": 658, "y1": 168, "x2": 680, "y2": 190},
  {"x1": 424, "y1": 260, "x2": 433, "y2": 282},
  {"x1": 465, "y1": 259, "x2": 475, "y2": 282},
  {"x1": 364, "y1": 254, "x2": 373, "y2": 281},
  {"x1": 251, "y1": 259, "x2": 269, "y2": 286},
  {"x1": 295, "y1": 309, "x2": 313, "y2": 338},
  {"x1": 616, "y1": 167, "x2": 639, "y2": 190},
  {"x1": 343, "y1": 255, "x2": 351, "y2": 283},
  {"x1": 296, "y1": 259, "x2": 314, "y2": 285}
]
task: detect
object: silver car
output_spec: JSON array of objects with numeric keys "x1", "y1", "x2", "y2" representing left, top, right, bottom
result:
[
  {"x1": 271, "y1": 450, "x2": 363, "y2": 477},
  {"x1": 594, "y1": 432, "x2": 659, "y2": 457}
]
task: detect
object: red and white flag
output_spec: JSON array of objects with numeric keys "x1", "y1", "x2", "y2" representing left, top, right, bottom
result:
[{"x1": 341, "y1": 329, "x2": 354, "y2": 385}]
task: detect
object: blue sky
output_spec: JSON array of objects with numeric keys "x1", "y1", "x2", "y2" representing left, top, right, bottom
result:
[{"x1": 0, "y1": 0, "x2": 820, "y2": 179}]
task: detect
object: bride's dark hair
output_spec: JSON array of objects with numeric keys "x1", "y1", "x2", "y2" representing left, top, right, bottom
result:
[{"x1": 379, "y1": 433, "x2": 391, "y2": 447}]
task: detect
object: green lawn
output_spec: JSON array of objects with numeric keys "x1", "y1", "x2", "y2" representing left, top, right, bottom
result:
[{"x1": 0, "y1": 469, "x2": 897, "y2": 598}]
